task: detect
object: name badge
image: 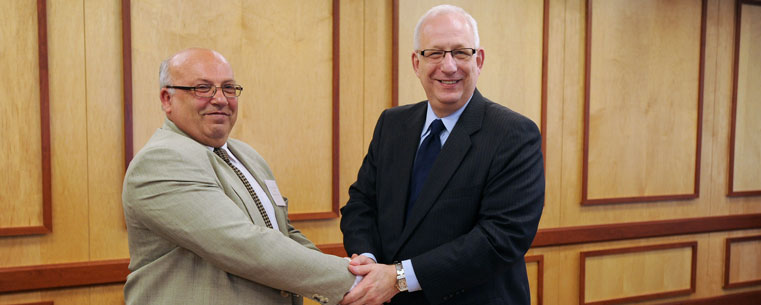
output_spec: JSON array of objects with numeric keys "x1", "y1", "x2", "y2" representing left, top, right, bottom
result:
[{"x1": 265, "y1": 180, "x2": 287, "y2": 206}]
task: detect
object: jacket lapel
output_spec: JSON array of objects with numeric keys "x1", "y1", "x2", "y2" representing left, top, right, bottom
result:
[
  {"x1": 227, "y1": 143, "x2": 289, "y2": 235},
  {"x1": 385, "y1": 104, "x2": 427, "y2": 245},
  {"x1": 393, "y1": 90, "x2": 485, "y2": 257}
]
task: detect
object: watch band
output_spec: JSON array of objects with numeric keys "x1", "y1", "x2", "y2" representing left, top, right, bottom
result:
[{"x1": 394, "y1": 262, "x2": 408, "y2": 292}]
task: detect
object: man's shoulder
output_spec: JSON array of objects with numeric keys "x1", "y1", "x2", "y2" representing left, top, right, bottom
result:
[
  {"x1": 477, "y1": 96, "x2": 540, "y2": 135},
  {"x1": 385, "y1": 100, "x2": 426, "y2": 115},
  {"x1": 130, "y1": 128, "x2": 208, "y2": 166}
]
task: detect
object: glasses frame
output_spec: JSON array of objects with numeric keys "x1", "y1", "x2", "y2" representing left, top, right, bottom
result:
[
  {"x1": 165, "y1": 84, "x2": 243, "y2": 98},
  {"x1": 417, "y1": 48, "x2": 477, "y2": 61}
]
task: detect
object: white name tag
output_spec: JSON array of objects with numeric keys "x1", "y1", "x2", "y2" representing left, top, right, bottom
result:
[{"x1": 265, "y1": 180, "x2": 287, "y2": 206}]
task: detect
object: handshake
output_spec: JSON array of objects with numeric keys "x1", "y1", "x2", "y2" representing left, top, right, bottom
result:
[{"x1": 339, "y1": 254, "x2": 402, "y2": 305}]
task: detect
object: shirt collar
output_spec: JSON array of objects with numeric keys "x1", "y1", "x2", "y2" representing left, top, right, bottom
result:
[{"x1": 421, "y1": 94, "x2": 473, "y2": 136}]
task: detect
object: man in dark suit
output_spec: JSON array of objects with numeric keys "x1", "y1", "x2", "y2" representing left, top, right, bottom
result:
[{"x1": 339, "y1": 4, "x2": 544, "y2": 305}]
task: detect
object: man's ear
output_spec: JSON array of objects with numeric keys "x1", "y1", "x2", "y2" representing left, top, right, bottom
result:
[
  {"x1": 160, "y1": 89, "x2": 172, "y2": 114},
  {"x1": 476, "y1": 48, "x2": 485, "y2": 70},
  {"x1": 411, "y1": 52, "x2": 420, "y2": 76}
]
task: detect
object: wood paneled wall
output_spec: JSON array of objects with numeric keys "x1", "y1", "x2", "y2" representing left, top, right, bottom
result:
[{"x1": 1, "y1": 0, "x2": 759, "y2": 304}]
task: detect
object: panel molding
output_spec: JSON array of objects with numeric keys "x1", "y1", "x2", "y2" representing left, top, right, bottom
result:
[
  {"x1": 579, "y1": 242, "x2": 697, "y2": 305},
  {"x1": 582, "y1": 0, "x2": 707, "y2": 205},
  {"x1": 120, "y1": 0, "x2": 340, "y2": 220},
  {"x1": 532, "y1": 213, "x2": 761, "y2": 247},
  {"x1": 728, "y1": 0, "x2": 761, "y2": 197},
  {"x1": 0, "y1": 259, "x2": 130, "y2": 293},
  {"x1": 657, "y1": 289, "x2": 761, "y2": 305},
  {"x1": 390, "y1": 0, "x2": 549, "y2": 157},
  {"x1": 0, "y1": 0, "x2": 52, "y2": 237},
  {"x1": 723, "y1": 234, "x2": 761, "y2": 289},
  {"x1": 526, "y1": 254, "x2": 545, "y2": 305}
]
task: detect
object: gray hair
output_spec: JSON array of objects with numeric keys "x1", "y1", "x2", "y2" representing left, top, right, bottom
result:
[
  {"x1": 159, "y1": 58, "x2": 172, "y2": 89},
  {"x1": 413, "y1": 4, "x2": 480, "y2": 51}
]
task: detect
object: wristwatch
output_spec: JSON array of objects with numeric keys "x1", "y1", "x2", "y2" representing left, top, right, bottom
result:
[{"x1": 394, "y1": 262, "x2": 408, "y2": 292}]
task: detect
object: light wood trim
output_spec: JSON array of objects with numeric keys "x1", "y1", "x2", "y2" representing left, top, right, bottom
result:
[
  {"x1": 581, "y1": 0, "x2": 707, "y2": 205},
  {"x1": 525, "y1": 255, "x2": 544, "y2": 305},
  {"x1": 0, "y1": 259, "x2": 130, "y2": 293},
  {"x1": 120, "y1": 0, "x2": 341, "y2": 221},
  {"x1": 724, "y1": 235, "x2": 761, "y2": 289},
  {"x1": 0, "y1": 0, "x2": 52, "y2": 237},
  {"x1": 579, "y1": 242, "x2": 697, "y2": 305},
  {"x1": 7, "y1": 302, "x2": 53, "y2": 305},
  {"x1": 728, "y1": 0, "x2": 761, "y2": 197}
]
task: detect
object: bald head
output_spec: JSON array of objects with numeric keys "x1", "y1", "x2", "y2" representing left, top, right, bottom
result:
[{"x1": 160, "y1": 48, "x2": 232, "y2": 89}]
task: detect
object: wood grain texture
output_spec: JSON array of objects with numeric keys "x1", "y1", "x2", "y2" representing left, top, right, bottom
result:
[
  {"x1": 724, "y1": 235, "x2": 761, "y2": 289},
  {"x1": 0, "y1": 259, "x2": 129, "y2": 293},
  {"x1": 584, "y1": 0, "x2": 705, "y2": 203},
  {"x1": 85, "y1": 0, "x2": 128, "y2": 261},
  {"x1": 728, "y1": 1, "x2": 761, "y2": 195},
  {"x1": 526, "y1": 255, "x2": 544, "y2": 305},
  {"x1": 0, "y1": 0, "x2": 49, "y2": 236},
  {"x1": 580, "y1": 242, "x2": 696, "y2": 305},
  {"x1": 125, "y1": 0, "x2": 339, "y2": 219}
]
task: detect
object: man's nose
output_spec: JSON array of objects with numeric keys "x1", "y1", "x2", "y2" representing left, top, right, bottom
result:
[
  {"x1": 440, "y1": 53, "x2": 457, "y2": 73},
  {"x1": 210, "y1": 88, "x2": 228, "y2": 105}
]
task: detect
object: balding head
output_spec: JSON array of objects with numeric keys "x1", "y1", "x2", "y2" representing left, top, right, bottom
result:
[{"x1": 159, "y1": 48, "x2": 238, "y2": 147}]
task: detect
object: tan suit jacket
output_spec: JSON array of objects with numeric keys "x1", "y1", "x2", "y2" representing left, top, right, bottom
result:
[{"x1": 123, "y1": 120, "x2": 354, "y2": 305}]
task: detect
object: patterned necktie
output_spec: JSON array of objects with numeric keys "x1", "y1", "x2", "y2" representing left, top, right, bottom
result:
[
  {"x1": 407, "y1": 119, "x2": 445, "y2": 217},
  {"x1": 214, "y1": 147, "x2": 273, "y2": 229}
]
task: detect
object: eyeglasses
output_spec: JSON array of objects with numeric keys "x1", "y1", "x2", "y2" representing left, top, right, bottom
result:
[
  {"x1": 417, "y1": 48, "x2": 477, "y2": 62},
  {"x1": 165, "y1": 84, "x2": 243, "y2": 98}
]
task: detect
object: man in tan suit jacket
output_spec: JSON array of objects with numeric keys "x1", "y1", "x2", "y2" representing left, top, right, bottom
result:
[{"x1": 122, "y1": 48, "x2": 356, "y2": 305}]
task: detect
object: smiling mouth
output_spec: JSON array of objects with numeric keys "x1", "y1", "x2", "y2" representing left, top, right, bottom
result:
[
  {"x1": 205, "y1": 112, "x2": 229, "y2": 116},
  {"x1": 439, "y1": 80, "x2": 459, "y2": 84}
]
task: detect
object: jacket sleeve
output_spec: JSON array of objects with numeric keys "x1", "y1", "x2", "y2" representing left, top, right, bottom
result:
[{"x1": 123, "y1": 146, "x2": 354, "y2": 304}]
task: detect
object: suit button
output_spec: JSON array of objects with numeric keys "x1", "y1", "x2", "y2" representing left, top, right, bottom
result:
[{"x1": 280, "y1": 290, "x2": 290, "y2": 297}]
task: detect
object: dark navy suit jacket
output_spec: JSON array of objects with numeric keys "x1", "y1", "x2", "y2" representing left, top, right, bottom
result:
[{"x1": 341, "y1": 89, "x2": 545, "y2": 305}]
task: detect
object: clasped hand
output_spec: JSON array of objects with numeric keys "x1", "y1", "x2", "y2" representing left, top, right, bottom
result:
[{"x1": 339, "y1": 254, "x2": 400, "y2": 305}]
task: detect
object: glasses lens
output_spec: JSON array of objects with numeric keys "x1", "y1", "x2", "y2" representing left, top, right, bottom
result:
[
  {"x1": 453, "y1": 49, "x2": 474, "y2": 59},
  {"x1": 423, "y1": 50, "x2": 444, "y2": 59},
  {"x1": 194, "y1": 85, "x2": 214, "y2": 97},
  {"x1": 221, "y1": 85, "x2": 242, "y2": 97}
]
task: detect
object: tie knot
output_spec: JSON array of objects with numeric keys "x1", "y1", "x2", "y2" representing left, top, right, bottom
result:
[
  {"x1": 214, "y1": 147, "x2": 231, "y2": 163},
  {"x1": 428, "y1": 119, "x2": 445, "y2": 137}
]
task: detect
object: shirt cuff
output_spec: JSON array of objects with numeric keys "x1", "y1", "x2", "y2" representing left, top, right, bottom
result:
[
  {"x1": 360, "y1": 252, "x2": 377, "y2": 263},
  {"x1": 401, "y1": 259, "x2": 421, "y2": 292}
]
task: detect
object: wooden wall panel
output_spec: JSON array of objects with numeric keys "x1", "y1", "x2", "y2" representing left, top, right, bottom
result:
[
  {"x1": 84, "y1": 0, "x2": 128, "y2": 261},
  {"x1": 724, "y1": 235, "x2": 761, "y2": 289},
  {"x1": 580, "y1": 242, "x2": 697, "y2": 305},
  {"x1": 395, "y1": 0, "x2": 545, "y2": 127},
  {"x1": 0, "y1": 0, "x2": 48, "y2": 235},
  {"x1": 526, "y1": 255, "x2": 545, "y2": 305},
  {"x1": 729, "y1": 1, "x2": 761, "y2": 195},
  {"x1": 127, "y1": 0, "x2": 337, "y2": 218},
  {"x1": 584, "y1": 0, "x2": 704, "y2": 203}
]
